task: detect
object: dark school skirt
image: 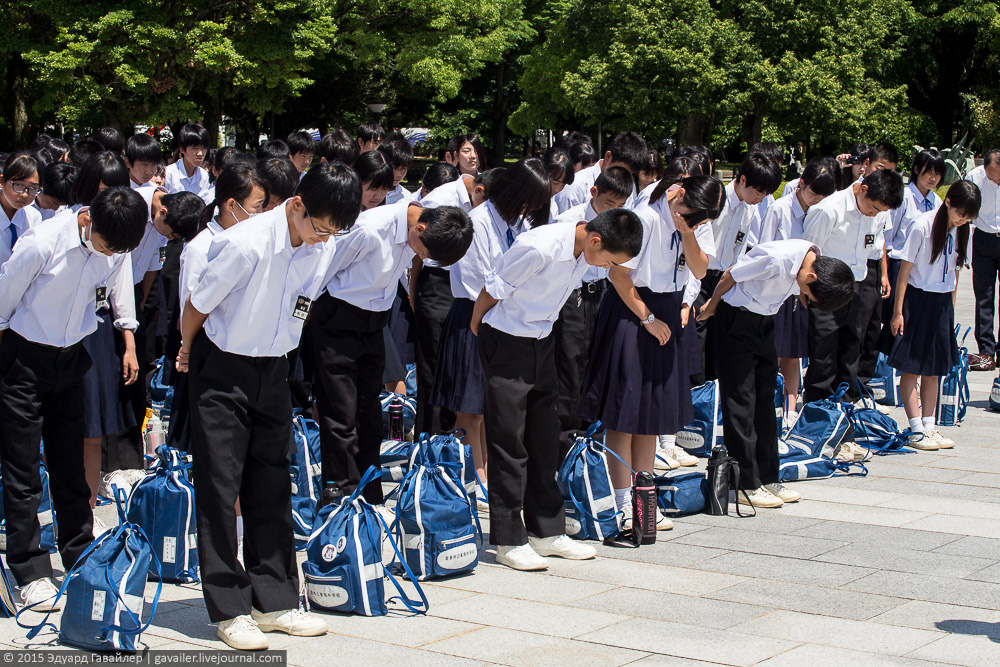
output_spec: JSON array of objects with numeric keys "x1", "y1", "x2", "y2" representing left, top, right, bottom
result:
[
  {"x1": 578, "y1": 287, "x2": 694, "y2": 435},
  {"x1": 682, "y1": 309, "x2": 702, "y2": 376},
  {"x1": 388, "y1": 283, "x2": 416, "y2": 366},
  {"x1": 877, "y1": 285, "x2": 958, "y2": 377},
  {"x1": 82, "y1": 309, "x2": 137, "y2": 439},
  {"x1": 429, "y1": 298, "x2": 484, "y2": 415},
  {"x1": 774, "y1": 295, "x2": 809, "y2": 359}
]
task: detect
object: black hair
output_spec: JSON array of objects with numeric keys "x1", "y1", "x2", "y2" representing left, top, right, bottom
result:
[
  {"x1": 489, "y1": 158, "x2": 551, "y2": 228},
  {"x1": 0, "y1": 152, "x2": 7, "y2": 177},
  {"x1": 286, "y1": 130, "x2": 317, "y2": 156},
  {"x1": 749, "y1": 141, "x2": 783, "y2": 167},
  {"x1": 357, "y1": 121, "x2": 386, "y2": 146},
  {"x1": 675, "y1": 145, "x2": 713, "y2": 177},
  {"x1": 736, "y1": 153, "x2": 781, "y2": 195},
  {"x1": 594, "y1": 166, "x2": 634, "y2": 201},
  {"x1": 543, "y1": 148, "x2": 575, "y2": 188},
  {"x1": 416, "y1": 205, "x2": 474, "y2": 266},
  {"x1": 159, "y1": 191, "x2": 206, "y2": 242},
  {"x1": 446, "y1": 133, "x2": 488, "y2": 171},
  {"x1": 861, "y1": 168, "x2": 904, "y2": 209},
  {"x1": 220, "y1": 149, "x2": 254, "y2": 173},
  {"x1": 40, "y1": 162, "x2": 78, "y2": 206},
  {"x1": 30, "y1": 134, "x2": 52, "y2": 151},
  {"x1": 378, "y1": 136, "x2": 414, "y2": 170},
  {"x1": 203, "y1": 148, "x2": 216, "y2": 173},
  {"x1": 94, "y1": 127, "x2": 124, "y2": 154},
  {"x1": 318, "y1": 129, "x2": 360, "y2": 167},
  {"x1": 473, "y1": 167, "x2": 505, "y2": 200},
  {"x1": 567, "y1": 131, "x2": 593, "y2": 146},
  {"x1": 866, "y1": 142, "x2": 899, "y2": 167},
  {"x1": 2, "y1": 151, "x2": 40, "y2": 183},
  {"x1": 931, "y1": 180, "x2": 981, "y2": 266},
  {"x1": 197, "y1": 162, "x2": 269, "y2": 229},
  {"x1": 847, "y1": 142, "x2": 870, "y2": 162},
  {"x1": 257, "y1": 157, "x2": 300, "y2": 202},
  {"x1": 39, "y1": 139, "x2": 70, "y2": 165},
  {"x1": 799, "y1": 156, "x2": 840, "y2": 197},
  {"x1": 650, "y1": 157, "x2": 703, "y2": 204},
  {"x1": 421, "y1": 162, "x2": 460, "y2": 193},
  {"x1": 89, "y1": 187, "x2": 147, "y2": 253},
  {"x1": 295, "y1": 162, "x2": 362, "y2": 232},
  {"x1": 256, "y1": 139, "x2": 290, "y2": 161},
  {"x1": 606, "y1": 131, "x2": 649, "y2": 174},
  {"x1": 354, "y1": 149, "x2": 394, "y2": 191},
  {"x1": 985, "y1": 149, "x2": 1000, "y2": 166},
  {"x1": 587, "y1": 208, "x2": 643, "y2": 258},
  {"x1": 69, "y1": 138, "x2": 105, "y2": 167},
  {"x1": 552, "y1": 134, "x2": 572, "y2": 151},
  {"x1": 912, "y1": 148, "x2": 946, "y2": 180},
  {"x1": 570, "y1": 141, "x2": 597, "y2": 170},
  {"x1": 211, "y1": 146, "x2": 242, "y2": 181},
  {"x1": 809, "y1": 256, "x2": 857, "y2": 311},
  {"x1": 72, "y1": 151, "x2": 129, "y2": 206},
  {"x1": 672, "y1": 175, "x2": 727, "y2": 228},
  {"x1": 125, "y1": 133, "x2": 163, "y2": 164},
  {"x1": 177, "y1": 123, "x2": 210, "y2": 149},
  {"x1": 641, "y1": 149, "x2": 664, "y2": 179}
]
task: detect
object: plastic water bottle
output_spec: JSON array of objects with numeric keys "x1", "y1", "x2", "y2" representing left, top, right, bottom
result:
[
  {"x1": 388, "y1": 398, "x2": 405, "y2": 441},
  {"x1": 144, "y1": 412, "x2": 166, "y2": 459},
  {"x1": 631, "y1": 471, "x2": 657, "y2": 545}
]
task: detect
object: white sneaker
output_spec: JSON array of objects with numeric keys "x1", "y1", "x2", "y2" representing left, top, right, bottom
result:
[
  {"x1": 100, "y1": 469, "x2": 146, "y2": 498},
  {"x1": 476, "y1": 493, "x2": 490, "y2": 513},
  {"x1": 926, "y1": 429, "x2": 955, "y2": 449},
  {"x1": 743, "y1": 487, "x2": 784, "y2": 508},
  {"x1": 217, "y1": 615, "x2": 268, "y2": 650},
  {"x1": 528, "y1": 534, "x2": 597, "y2": 560},
  {"x1": 496, "y1": 543, "x2": 548, "y2": 571},
  {"x1": 92, "y1": 511, "x2": 111, "y2": 538},
  {"x1": 653, "y1": 450, "x2": 679, "y2": 471},
  {"x1": 783, "y1": 411, "x2": 799, "y2": 431},
  {"x1": 763, "y1": 482, "x2": 800, "y2": 503},
  {"x1": 907, "y1": 432, "x2": 940, "y2": 451},
  {"x1": 655, "y1": 507, "x2": 674, "y2": 531},
  {"x1": 20, "y1": 577, "x2": 61, "y2": 612},
  {"x1": 672, "y1": 447, "x2": 699, "y2": 467},
  {"x1": 374, "y1": 504, "x2": 396, "y2": 527},
  {"x1": 620, "y1": 503, "x2": 633, "y2": 532},
  {"x1": 875, "y1": 404, "x2": 891, "y2": 415},
  {"x1": 251, "y1": 608, "x2": 328, "y2": 636}
]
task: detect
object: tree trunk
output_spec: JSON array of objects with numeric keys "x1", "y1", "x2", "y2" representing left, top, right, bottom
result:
[
  {"x1": 490, "y1": 59, "x2": 507, "y2": 169},
  {"x1": 7, "y1": 54, "x2": 29, "y2": 148},
  {"x1": 740, "y1": 101, "x2": 763, "y2": 152}
]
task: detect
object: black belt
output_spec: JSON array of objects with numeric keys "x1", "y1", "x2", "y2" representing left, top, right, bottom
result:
[
  {"x1": 582, "y1": 279, "x2": 605, "y2": 294},
  {"x1": 976, "y1": 228, "x2": 1000, "y2": 237},
  {"x1": 423, "y1": 265, "x2": 450, "y2": 278}
]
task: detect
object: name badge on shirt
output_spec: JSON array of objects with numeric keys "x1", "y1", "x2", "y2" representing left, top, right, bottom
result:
[
  {"x1": 734, "y1": 231, "x2": 746, "y2": 246},
  {"x1": 96, "y1": 286, "x2": 109, "y2": 310},
  {"x1": 677, "y1": 254, "x2": 687, "y2": 269},
  {"x1": 865, "y1": 234, "x2": 875, "y2": 248},
  {"x1": 292, "y1": 296, "x2": 312, "y2": 321},
  {"x1": 158, "y1": 246, "x2": 167, "y2": 264}
]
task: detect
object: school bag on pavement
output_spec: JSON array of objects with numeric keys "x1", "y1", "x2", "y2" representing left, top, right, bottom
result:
[
  {"x1": 0, "y1": 461, "x2": 57, "y2": 554},
  {"x1": 557, "y1": 423, "x2": 621, "y2": 541},
  {"x1": 18, "y1": 488, "x2": 162, "y2": 652},
  {"x1": 990, "y1": 376, "x2": 1000, "y2": 411},
  {"x1": 302, "y1": 466, "x2": 428, "y2": 616},
  {"x1": 848, "y1": 382, "x2": 914, "y2": 456},
  {"x1": 676, "y1": 381, "x2": 724, "y2": 457},
  {"x1": 415, "y1": 431, "x2": 476, "y2": 494},
  {"x1": 149, "y1": 356, "x2": 174, "y2": 422},
  {"x1": 290, "y1": 412, "x2": 323, "y2": 548},
  {"x1": 654, "y1": 472, "x2": 707, "y2": 516},
  {"x1": 870, "y1": 353, "x2": 902, "y2": 407},
  {"x1": 779, "y1": 384, "x2": 866, "y2": 481},
  {"x1": 936, "y1": 325, "x2": 971, "y2": 427},
  {"x1": 379, "y1": 439, "x2": 420, "y2": 483},
  {"x1": 126, "y1": 445, "x2": 198, "y2": 583}
]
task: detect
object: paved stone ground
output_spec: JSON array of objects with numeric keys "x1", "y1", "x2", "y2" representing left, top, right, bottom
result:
[{"x1": 5, "y1": 270, "x2": 1000, "y2": 665}]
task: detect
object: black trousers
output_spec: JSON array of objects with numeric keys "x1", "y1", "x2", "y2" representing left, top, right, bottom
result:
[
  {"x1": 695, "y1": 270, "x2": 723, "y2": 382},
  {"x1": 311, "y1": 294, "x2": 388, "y2": 504},
  {"x1": 972, "y1": 228, "x2": 1000, "y2": 358},
  {"x1": 713, "y1": 303, "x2": 779, "y2": 490},
  {"x1": 857, "y1": 258, "x2": 884, "y2": 384},
  {"x1": 552, "y1": 279, "x2": 606, "y2": 432},
  {"x1": 188, "y1": 333, "x2": 298, "y2": 622},
  {"x1": 478, "y1": 324, "x2": 563, "y2": 546},
  {"x1": 414, "y1": 267, "x2": 456, "y2": 435},
  {"x1": 804, "y1": 283, "x2": 863, "y2": 403},
  {"x1": 0, "y1": 332, "x2": 93, "y2": 585}
]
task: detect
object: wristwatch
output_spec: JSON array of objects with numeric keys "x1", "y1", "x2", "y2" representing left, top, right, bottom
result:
[{"x1": 641, "y1": 313, "x2": 655, "y2": 326}]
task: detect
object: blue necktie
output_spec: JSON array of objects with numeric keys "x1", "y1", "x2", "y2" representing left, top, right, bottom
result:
[
  {"x1": 925, "y1": 198, "x2": 933, "y2": 212},
  {"x1": 8, "y1": 224, "x2": 17, "y2": 250},
  {"x1": 943, "y1": 233, "x2": 953, "y2": 283},
  {"x1": 506, "y1": 228, "x2": 515, "y2": 249}
]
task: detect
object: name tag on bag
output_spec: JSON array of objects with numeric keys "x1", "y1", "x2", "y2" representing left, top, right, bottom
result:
[
  {"x1": 293, "y1": 296, "x2": 312, "y2": 320},
  {"x1": 96, "y1": 286, "x2": 109, "y2": 310}
]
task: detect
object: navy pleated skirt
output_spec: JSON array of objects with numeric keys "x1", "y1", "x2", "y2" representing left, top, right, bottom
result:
[
  {"x1": 878, "y1": 286, "x2": 958, "y2": 377},
  {"x1": 388, "y1": 283, "x2": 416, "y2": 366},
  {"x1": 82, "y1": 309, "x2": 136, "y2": 439},
  {"x1": 774, "y1": 295, "x2": 809, "y2": 359},
  {"x1": 578, "y1": 287, "x2": 693, "y2": 435},
  {"x1": 429, "y1": 298, "x2": 484, "y2": 415}
]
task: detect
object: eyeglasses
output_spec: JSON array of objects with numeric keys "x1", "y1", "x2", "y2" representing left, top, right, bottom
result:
[
  {"x1": 7, "y1": 181, "x2": 43, "y2": 197},
  {"x1": 304, "y1": 204, "x2": 345, "y2": 237}
]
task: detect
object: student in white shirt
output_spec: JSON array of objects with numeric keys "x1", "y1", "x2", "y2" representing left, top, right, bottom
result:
[
  {"x1": 164, "y1": 123, "x2": 211, "y2": 196},
  {"x1": 553, "y1": 132, "x2": 647, "y2": 214},
  {"x1": 176, "y1": 163, "x2": 356, "y2": 649},
  {"x1": 286, "y1": 130, "x2": 317, "y2": 174},
  {"x1": 445, "y1": 133, "x2": 488, "y2": 177},
  {"x1": 579, "y1": 176, "x2": 724, "y2": 529},
  {"x1": 429, "y1": 160, "x2": 549, "y2": 490},
  {"x1": 801, "y1": 168, "x2": 904, "y2": 402},
  {"x1": 356, "y1": 149, "x2": 394, "y2": 211},
  {"x1": 749, "y1": 142, "x2": 784, "y2": 221},
  {"x1": 471, "y1": 208, "x2": 642, "y2": 570},
  {"x1": 0, "y1": 153, "x2": 43, "y2": 267},
  {"x1": 356, "y1": 121, "x2": 386, "y2": 154},
  {"x1": 124, "y1": 133, "x2": 163, "y2": 188},
  {"x1": 699, "y1": 240, "x2": 856, "y2": 508},
  {"x1": 34, "y1": 162, "x2": 78, "y2": 220},
  {"x1": 380, "y1": 136, "x2": 416, "y2": 205},
  {"x1": 317, "y1": 128, "x2": 360, "y2": 168},
  {"x1": 570, "y1": 141, "x2": 597, "y2": 172},
  {"x1": 966, "y1": 149, "x2": 1000, "y2": 369},
  {"x1": 0, "y1": 187, "x2": 146, "y2": 611},
  {"x1": 880, "y1": 181, "x2": 981, "y2": 451}
]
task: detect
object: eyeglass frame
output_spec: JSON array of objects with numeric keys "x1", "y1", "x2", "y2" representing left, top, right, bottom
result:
[{"x1": 5, "y1": 180, "x2": 43, "y2": 197}]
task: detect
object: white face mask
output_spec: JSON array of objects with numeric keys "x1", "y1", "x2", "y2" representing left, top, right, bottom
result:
[{"x1": 80, "y1": 222, "x2": 99, "y2": 254}]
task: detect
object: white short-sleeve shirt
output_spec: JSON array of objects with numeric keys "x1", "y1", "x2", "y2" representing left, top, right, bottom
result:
[{"x1": 722, "y1": 239, "x2": 817, "y2": 316}]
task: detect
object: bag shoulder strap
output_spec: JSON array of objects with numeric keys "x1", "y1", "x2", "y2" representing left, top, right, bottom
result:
[
  {"x1": 101, "y1": 524, "x2": 163, "y2": 638},
  {"x1": 369, "y1": 508, "x2": 429, "y2": 614}
]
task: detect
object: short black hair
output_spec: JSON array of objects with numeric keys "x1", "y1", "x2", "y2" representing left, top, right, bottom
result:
[
  {"x1": 198, "y1": 162, "x2": 269, "y2": 228},
  {"x1": 416, "y1": 205, "x2": 474, "y2": 266},
  {"x1": 570, "y1": 141, "x2": 597, "y2": 169},
  {"x1": 912, "y1": 148, "x2": 945, "y2": 179},
  {"x1": 30, "y1": 134, "x2": 52, "y2": 151},
  {"x1": 985, "y1": 149, "x2": 1000, "y2": 166},
  {"x1": 862, "y1": 168, "x2": 904, "y2": 209},
  {"x1": 72, "y1": 151, "x2": 129, "y2": 206},
  {"x1": 296, "y1": 162, "x2": 362, "y2": 232},
  {"x1": 866, "y1": 142, "x2": 899, "y2": 167},
  {"x1": 737, "y1": 152, "x2": 781, "y2": 194},
  {"x1": 607, "y1": 131, "x2": 649, "y2": 174},
  {"x1": 421, "y1": 162, "x2": 460, "y2": 193},
  {"x1": 40, "y1": 162, "x2": 78, "y2": 205},
  {"x1": 41, "y1": 139, "x2": 70, "y2": 164},
  {"x1": 594, "y1": 166, "x2": 633, "y2": 200},
  {"x1": 257, "y1": 157, "x2": 300, "y2": 202},
  {"x1": 357, "y1": 121, "x2": 385, "y2": 145},
  {"x1": 675, "y1": 175, "x2": 727, "y2": 227},
  {"x1": 800, "y1": 156, "x2": 840, "y2": 197},
  {"x1": 286, "y1": 130, "x2": 317, "y2": 156},
  {"x1": 177, "y1": 123, "x2": 210, "y2": 149},
  {"x1": 675, "y1": 145, "x2": 713, "y2": 176},
  {"x1": 489, "y1": 158, "x2": 550, "y2": 228},
  {"x1": 160, "y1": 191, "x2": 206, "y2": 242},
  {"x1": 650, "y1": 156, "x2": 704, "y2": 204},
  {"x1": 355, "y1": 149, "x2": 394, "y2": 190},
  {"x1": 544, "y1": 148, "x2": 575, "y2": 188},
  {"x1": 809, "y1": 256, "x2": 857, "y2": 311},
  {"x1": 749, "y1": 141, "x2": 783, "y2": 167},
  {"x1": 125, "y1": 133, "x2": 163, "y2": 164},
  {"x1": 378, "y1": 136, "x2": 413, "y2": 170},
  {"x1": 255, "y1": 140, "x2": 289, "y2": 161},
  {"x1": 641, "y1": 149, "x2": 664, "y2": 179},
  {"x1": 89, "y1": 187, "x2": 147, "y2": 253},
  {"x1": 69, "y1": 138, "x2": 104, "y2": 167},
  {"x1": 567, "y1": 131, "x2": 593, "y2": 146},
  {"x1": 94, "y1": 127, "x2": 124, "y2": 154},
  {"x1": 221, "y1": 150, "x2": 254, "y2": 172},
  {"x1": 318, "y1": 129, "x2": 360, "y2": 167},
  {"x1": 587, "y1": 208, "x2": 643, "y2": 258},
  {"x1": 473, "y1": 167, "x2": 505, "y2": 200},
  {"x1": 2, "y1": 151, "x2": 40, "y2": 183}
]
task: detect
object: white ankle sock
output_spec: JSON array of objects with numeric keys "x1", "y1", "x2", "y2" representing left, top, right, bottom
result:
[
  {"x1": 658, "y1": 434, "x2": 676, "y2": 449},
  {"x1": 614, "y1": 487, "x2": 631, "y2": 511},
  {"x1": 908, "y1": 417, "x2": 923, "y2": 433},
  {"x1": 922, "y1": 416, "x2": 936, "y2": 432}
]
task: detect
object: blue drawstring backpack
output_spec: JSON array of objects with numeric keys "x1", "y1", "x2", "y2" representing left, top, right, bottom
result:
[
  {"x1": 937, "y1": 325, "x2": 971, "y2": 427},
  {"x1": 848, "y1": 382, "x2": 913, "y2": 457},
  {"x1": 779, "y1": 384, "x2": 865, "y2": 481},
  {"x1": 413, "y1": 432, "x2": 476, "y2": 494},
  {"x1": 303, "y1": 466, "x2": 427, "y2": 616},
  {"x1": 404, "y1": 363, "x2": 417, "y2": 397},
  {"x1": 380, "y1": 392, "x2": 416, "y2": 441},
  {"x1": 393, "y1": 459, "x2": 481, "y2": 580},
  {"x1": 0, "y1": 461, "x2": 57, "y2": 554},
  {"x1": 125, "y1": 446, "x2": 198, "y2": 583},
  {"x1": 990, "y1": 377, "x2": 1000, "y2": 411},
  {"x1": 18, "y1": 489, "x2": 162, "y2": 652},
  {"x1": 871, "y1": 353, "x2": 902, "y2": 407},
  {"x1": 654, "y1": 472, "x2": 707, "y2": 516},
  {"x1": 290, "y1": 412, "x2": 323, "y2": 548},
  {"x1": 149, "y1": 356, "x2": 174, "y2": 421},
  {"x1": 557, "y1": 423, "x2": 621, "y2": 541},
  {"x1": 379, "y1": 439, "x2": 420, "y2": 483},
  {"x1": 677, "y1": 381, "x2": 723, "y2": 457}
]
